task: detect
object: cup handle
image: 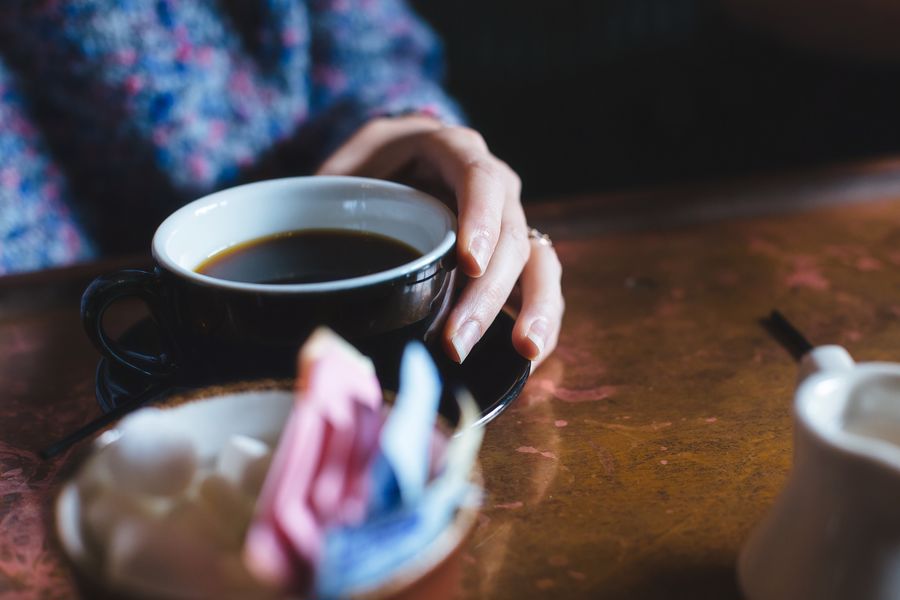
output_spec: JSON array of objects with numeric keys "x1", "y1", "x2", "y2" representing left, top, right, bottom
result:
[{"x1": 80, "y1": 268, "x2": 177, "y2": 378}]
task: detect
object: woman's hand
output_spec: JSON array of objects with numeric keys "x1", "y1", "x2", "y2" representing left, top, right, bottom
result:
[{"x1": 317, "y1": 115, "x2": 564, "y2": 366}]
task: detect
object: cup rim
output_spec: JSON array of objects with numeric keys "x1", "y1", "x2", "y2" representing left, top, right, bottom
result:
[
  {"x1": 797, "y1": 363, "x2": 900, "y2": 471},
  {"x1": 151, "y1": 176, "x2": 457, "y2": 294}
]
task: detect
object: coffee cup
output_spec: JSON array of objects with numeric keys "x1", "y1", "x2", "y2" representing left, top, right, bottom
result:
[{"x1": 81, "y1": 176, "x2": 457, "y2": 381}]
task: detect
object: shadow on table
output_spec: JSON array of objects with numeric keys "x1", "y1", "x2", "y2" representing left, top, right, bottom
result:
[{"x1": 605, "y1": 562, "x2": 742, "y2": 600}]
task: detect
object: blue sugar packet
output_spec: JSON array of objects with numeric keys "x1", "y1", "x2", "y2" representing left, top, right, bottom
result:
[
  {"x1": 367, "y1": 342, "x2": 441, "y2": 515},
  {"x1": 315, "y1": 383, "x2": 485, "y2": 599},
  {"x1": 315, "y1": 475, "x2": 478, "y2": 598}
]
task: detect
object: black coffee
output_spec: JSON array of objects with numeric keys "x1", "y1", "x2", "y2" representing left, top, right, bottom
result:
[{"x1": 196, "y1": 229, "x2": 422, "y2": 284}]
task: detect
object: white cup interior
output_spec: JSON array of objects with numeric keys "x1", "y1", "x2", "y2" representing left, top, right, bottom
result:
[
  {"x1": 799, "y1": 365, "x2": 900, "y2": 467},
  {"x1": 152, "y1": 177, "x2": 457, "y2": 293},
  {"x1": 843, "y1": 372, "x2": 900, "y2": 447}
]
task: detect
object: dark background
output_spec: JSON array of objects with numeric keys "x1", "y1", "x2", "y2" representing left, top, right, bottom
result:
[{"x1": 413, "y1": 0, "x2": 900, "y2": 198}]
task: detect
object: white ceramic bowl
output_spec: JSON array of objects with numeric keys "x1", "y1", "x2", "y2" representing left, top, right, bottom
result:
[{"x1": 56, "y1": 390, "x2": 479, "y2": 600}]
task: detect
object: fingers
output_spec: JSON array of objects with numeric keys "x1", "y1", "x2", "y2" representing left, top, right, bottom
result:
[
  {"x1": 415, "y1": 128, "x2": 510, "y2": 279},
  {"x1": 317, "y1": 117, "x2": 556, "y2": 363},
  {"x1": 512, "y1": 237, "x2": 564, "y2": 366},
  {"x1": 443, "y1": 191, "x2": 530, "y2": 363},
  {"x1": 320, "y1": 120, "x2": 513, "y2": 281},
  {"x1": 316, "y1": 116, "x2": 441, "y2": 177}
]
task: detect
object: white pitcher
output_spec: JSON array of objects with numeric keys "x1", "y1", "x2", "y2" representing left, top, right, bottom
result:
[{"x1": 739, "y1": 345, "x2": 900, "y2": 600}]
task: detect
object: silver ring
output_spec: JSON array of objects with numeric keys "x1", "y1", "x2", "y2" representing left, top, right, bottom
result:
[{"x1": 528, "y1": 227, "x2": 553, "y2": 248}]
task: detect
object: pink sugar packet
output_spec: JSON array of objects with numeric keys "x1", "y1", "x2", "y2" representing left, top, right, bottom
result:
[{"x1": 243, "y1": 329, "x2": 383, "y2": 593}]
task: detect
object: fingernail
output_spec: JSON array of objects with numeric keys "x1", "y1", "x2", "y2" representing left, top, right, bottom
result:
[
  {"x1": 526, "y1": 318, "x2": 549, "y2": 358},
  {"x1": 451, "y1": 320, "x2": 481, "y2": 363},
  {"x1": 468, "y1": 235, "x2": 491, "y2": 275}
]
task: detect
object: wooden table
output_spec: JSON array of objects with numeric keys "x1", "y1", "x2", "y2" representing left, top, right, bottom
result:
[{"x1": 6, "y1": 159, "x2": 900, "y2": 599}]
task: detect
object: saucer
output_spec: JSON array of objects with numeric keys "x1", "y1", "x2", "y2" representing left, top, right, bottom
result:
[{"x1": 95, "y1": 311, "x2": 530, "y2": 427}]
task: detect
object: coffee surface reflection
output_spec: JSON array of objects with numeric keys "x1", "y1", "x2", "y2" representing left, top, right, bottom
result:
[{"x1": 196, "y1": 229, "x2": 422, "y2": 285}]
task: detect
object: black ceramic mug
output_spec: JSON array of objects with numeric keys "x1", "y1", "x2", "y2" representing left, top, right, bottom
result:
[{"x1": 81, "y1": 176, "x2": 458, "y2": 382}]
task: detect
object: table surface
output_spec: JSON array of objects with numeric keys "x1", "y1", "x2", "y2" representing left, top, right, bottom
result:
[{"x1": 6, "y1": 158, "x2": 900, "y2": 599}]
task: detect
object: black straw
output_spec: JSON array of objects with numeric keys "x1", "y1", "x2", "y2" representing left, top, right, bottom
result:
[
  {"x1": 761, "y1": 310, "x2": 814, "y2": 361},
  {"x1": 40, "y1": 384, "x2": 165, "y2": 459}
]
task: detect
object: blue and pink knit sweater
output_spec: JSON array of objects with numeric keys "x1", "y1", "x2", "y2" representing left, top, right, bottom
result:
[{"x1": 0, "y1": 0, "x2": 462, "y2": 274}]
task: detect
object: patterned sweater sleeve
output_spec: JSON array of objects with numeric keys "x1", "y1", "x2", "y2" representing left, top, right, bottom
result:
[
  {"x1": 305, "y1": 0, "x2": 466, "y2": 157},
  {"x1": 0, "y1": 61, "x2": 95, "y2": 275}
]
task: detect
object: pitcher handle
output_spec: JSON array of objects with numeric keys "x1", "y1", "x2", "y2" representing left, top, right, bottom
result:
[{"x1": 798, "y1": 345, "x2": 855, "y2": 383}]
